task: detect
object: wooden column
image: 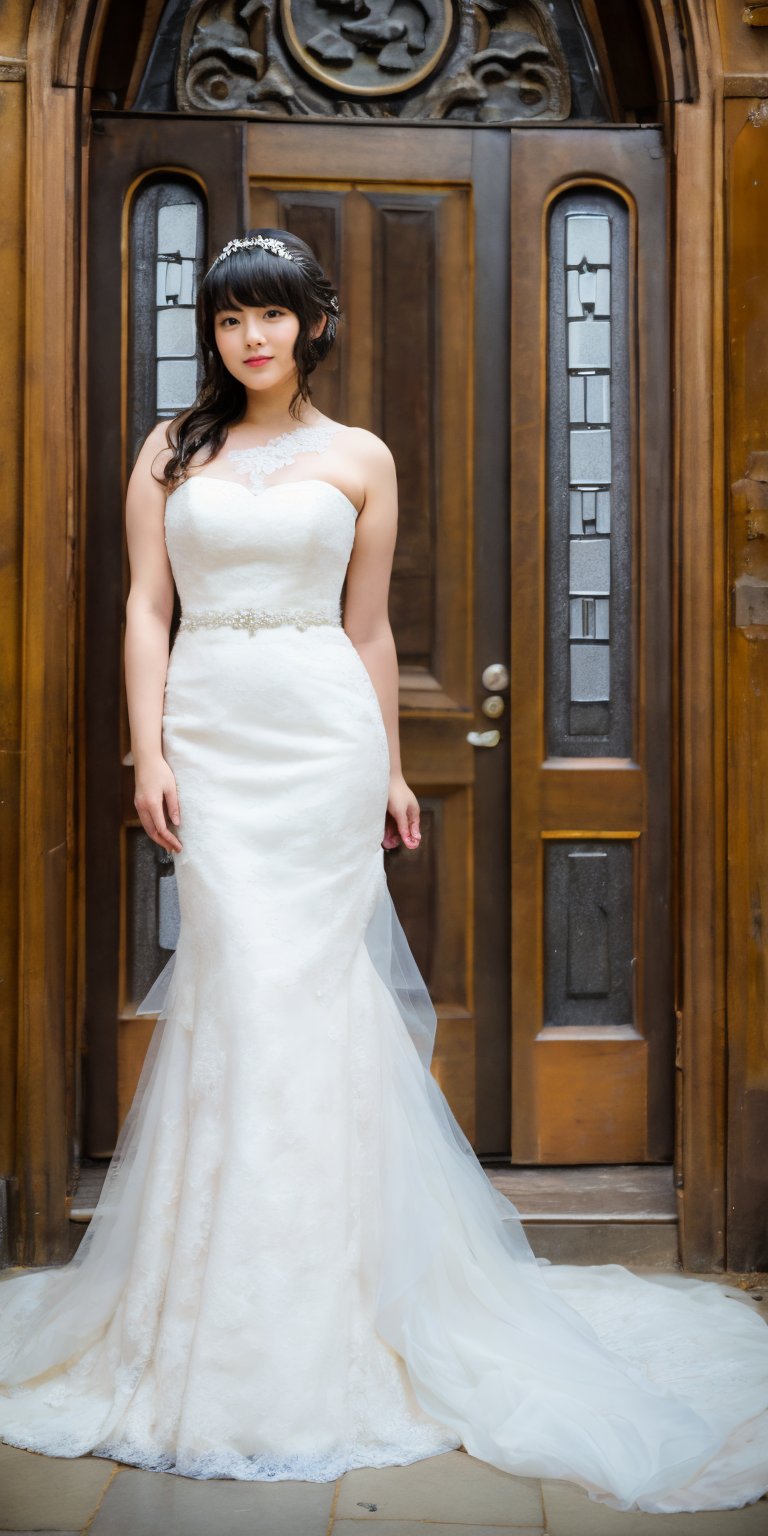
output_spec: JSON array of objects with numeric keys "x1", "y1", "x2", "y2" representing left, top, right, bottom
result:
[
  {"x1": 673, "y1": 4, "x2": 729, "y2": 1273},
  {"x1": 725, "y1": 97, "x2": 768, "y2": 1273},
  {"x1": 0, "y1": 6, "x2": 28, "y2": 1262},
  {"x1": 15, "y1": 0, "x2": 89, "y2": 1263}
]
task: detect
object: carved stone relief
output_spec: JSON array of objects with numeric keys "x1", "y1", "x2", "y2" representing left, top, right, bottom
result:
[{"x1": 176, "y1": 0, "x2": 571, "y2": 120}]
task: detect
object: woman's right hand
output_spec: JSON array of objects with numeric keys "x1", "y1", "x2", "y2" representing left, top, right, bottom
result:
[{"x1": 134, "y1": 756, "x2": 183, "y2": 853}]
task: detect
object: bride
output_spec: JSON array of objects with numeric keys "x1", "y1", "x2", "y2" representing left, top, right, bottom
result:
[{"x1": 0, "y1": 228, "x2": 767, "y2": 1515}]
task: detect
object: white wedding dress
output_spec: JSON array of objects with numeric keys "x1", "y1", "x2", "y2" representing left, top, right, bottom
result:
[{"x1": 1, "y1": 420, "x2": 767, "y2": 1515}]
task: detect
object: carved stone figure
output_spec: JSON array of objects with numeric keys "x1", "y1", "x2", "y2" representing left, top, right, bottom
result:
[{"x1": 176, "y1": 0, "x2": 571, "y2": 120}]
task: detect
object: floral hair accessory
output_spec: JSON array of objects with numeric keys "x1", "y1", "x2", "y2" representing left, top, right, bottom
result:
[
  {"x1": 210, "y1": 235, "x2": 340, "y2": 313},
  {"x1": 213, "y1": 235, "x2": 294, "y2": 265}
]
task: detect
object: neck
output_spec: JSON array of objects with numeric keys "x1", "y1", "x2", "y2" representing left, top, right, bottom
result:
[{"x1": 240, "y1": 376, "x2": 317, "y2": 435}]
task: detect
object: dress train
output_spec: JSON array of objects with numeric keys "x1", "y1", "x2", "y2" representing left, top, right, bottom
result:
[{"x1": 1, "y1": 453, "x2": 766, "y2": 1514}]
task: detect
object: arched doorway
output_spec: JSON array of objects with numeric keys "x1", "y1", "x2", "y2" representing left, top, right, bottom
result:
[
  {"x1": 13, "y1": 0, "x2": 730, "y2": 1271},
  {"x1": 84, "y1": 0, "x2": 672, "y2": 1210}
]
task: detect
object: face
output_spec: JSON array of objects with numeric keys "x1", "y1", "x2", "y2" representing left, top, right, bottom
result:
[{"x1": 214, "y1": 301, "x2": 302, "y2": 392}]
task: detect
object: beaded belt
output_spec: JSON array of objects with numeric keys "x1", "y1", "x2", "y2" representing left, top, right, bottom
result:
[{"x1": 178, "y1": 606, "x2": 342, "y2": 636}]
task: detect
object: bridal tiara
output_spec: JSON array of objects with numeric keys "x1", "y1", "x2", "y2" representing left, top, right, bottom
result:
[
  {"x1": 214, "y1": 236, "x2": 294, "y2": 264},
  {"x1": 210, "y1": 235, "x2": 340, "y2": 310}
]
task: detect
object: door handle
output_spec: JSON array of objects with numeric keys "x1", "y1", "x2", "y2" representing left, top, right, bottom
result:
[
  {"x1": 470, "y1": 663, "x2": 509, "y2": 746},
  {"x1": 481, "y1": 662, "x2": 509, "y2": 691},
  {"x1": 467, "y1": 729, "x2": 501, "y2": 748}
]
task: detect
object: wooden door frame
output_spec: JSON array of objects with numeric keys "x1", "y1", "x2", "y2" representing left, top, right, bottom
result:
[
  {"x1": 16, "y1": 0, "x2": 729, "y2": 1268},
  {"x1": 84, "y1": 116, "x2": 245, "y2": 1156},
  {"x1": 509, "y1": 127, "x2": 673, "y2": 1167}
]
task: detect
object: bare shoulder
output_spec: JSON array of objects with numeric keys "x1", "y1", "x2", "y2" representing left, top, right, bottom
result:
[
  {"x1": 126, "y1": 421, "x2": 176, "y2": 517},
  {"x1": 336, "y1": 424, "x2": 396, "y2": 476},
  {"x1": 140, "y1": 419, "x2": 176, "y2": 482}
]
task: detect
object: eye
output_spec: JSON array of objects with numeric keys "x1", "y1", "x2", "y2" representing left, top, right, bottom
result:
[
  {"x1": 218, "y1": 315, "x2": 239, "y2": 327},
  {"x1": 264, "y1": 308, "x2": 283, "y2": 318}
]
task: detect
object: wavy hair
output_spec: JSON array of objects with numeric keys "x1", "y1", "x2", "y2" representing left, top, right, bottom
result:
[{"x1": 158, "y1": 228, "x2": 341, "y2": 489}]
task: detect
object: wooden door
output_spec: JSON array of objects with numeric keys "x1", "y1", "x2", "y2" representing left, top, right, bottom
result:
[
  {"x1": 244, "y1": 124, "x2": 512, "y2": 1156},
  {"x1": 86, "y1": 116, "x2": 512, "y2": 1156},
  {"x1": 508, "y1": 129, "x2": 673, "y2": 1164},
  {"x1": 86, "y1": 116, "x2": 672, "y2": 1170}
]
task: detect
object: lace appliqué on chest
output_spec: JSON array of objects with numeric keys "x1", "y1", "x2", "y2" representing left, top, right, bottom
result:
[{"x1": 226, "y1": 422, "x2": 343, "y2": 493}]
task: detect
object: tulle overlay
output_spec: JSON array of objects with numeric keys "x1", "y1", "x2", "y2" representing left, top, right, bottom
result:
[{"x1": 1, "y1": 471, "x2": 767, "y2": 1513}]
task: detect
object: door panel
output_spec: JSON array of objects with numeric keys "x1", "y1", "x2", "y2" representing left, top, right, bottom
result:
[
  {"x1": 86, "y1": 117, "x2": 245, "y2": 1155},
  {"x1": 86, "y1": 117, "x2": 512, "y2": 1155},
  {"x1": 509, "y1": 129, "x2": 672, "y2": 1163},
  {"x1": 247, "y1": 124, "x2": 512, "y2": 1150}
]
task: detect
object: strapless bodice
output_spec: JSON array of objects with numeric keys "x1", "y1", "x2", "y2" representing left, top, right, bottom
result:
[{"x1": 164, "y1": 475, "x2": 359, "y2": 619}]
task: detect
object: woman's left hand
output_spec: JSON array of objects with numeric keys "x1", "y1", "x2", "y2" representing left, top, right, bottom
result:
[{"x1": 383, "y1": 772, "x2": 422, "y2": 851}]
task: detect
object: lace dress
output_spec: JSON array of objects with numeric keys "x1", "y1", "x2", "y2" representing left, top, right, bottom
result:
[{"x1": 0, "y1": 418, "x2": 767, "y2": 1514}]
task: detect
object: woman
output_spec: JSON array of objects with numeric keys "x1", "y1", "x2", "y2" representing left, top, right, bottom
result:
[{"x1": 0, "y1": 229, "x2": 767, "y2": 1513}]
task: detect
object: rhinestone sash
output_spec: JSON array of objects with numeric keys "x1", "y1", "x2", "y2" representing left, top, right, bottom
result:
[{"x1": 178, "y1": 605, "x2": 342, "y2": 636}]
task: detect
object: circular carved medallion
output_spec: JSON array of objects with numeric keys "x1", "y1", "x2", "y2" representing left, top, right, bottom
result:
[{"x1": 279, "y1": 0, "x2": 455, "y2": 96}]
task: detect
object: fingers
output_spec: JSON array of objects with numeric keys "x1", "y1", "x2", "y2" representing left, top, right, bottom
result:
[
  {"x1": 136, "y1": 799, "x2": 183, "y2": 854},
  {"x1": 382, "y1": 804, "x2": 421, "y2": 851},
  {"x1": 396, "y1": 795, "x2": 421, "y2": 850},
  {"x1": 398, "y1": 809, "x2": 420, "y2": 849},
  {"x1": 155, "y1": 798, "x2": 183, "y2": 852},
  {"x1": 152, "y1": 800, "x2": 183, "y2": 854}
]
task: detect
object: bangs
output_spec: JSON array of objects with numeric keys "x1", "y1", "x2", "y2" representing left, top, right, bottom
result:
[
  {"x1": 206, "y1": 249, "x2": 310, "y2": 316},
  {"x1": 167, "y1": 229, "x2": 337, "y2": 482}
]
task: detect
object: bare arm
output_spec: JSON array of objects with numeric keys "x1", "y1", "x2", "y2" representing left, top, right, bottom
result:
[
  {"x1": 343, "y1": 434, "x2": 421, "y2": 852},
  {"x1": 124, "y1": 424, "x2": 182, "y2": 853}
]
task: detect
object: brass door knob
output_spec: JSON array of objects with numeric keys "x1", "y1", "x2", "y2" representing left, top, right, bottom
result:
[{"x1": 481, "y1": 662, "x2": 510, "y2": 691}]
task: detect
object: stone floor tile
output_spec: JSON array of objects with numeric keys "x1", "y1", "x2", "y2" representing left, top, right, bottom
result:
[
  {"x1": 542, "y1": 1480, "x2": 768, "y2": 1535},
  {"x1": 0, "y1": 1445, "x2": 116, "y2": 1531},
  {"x1": 88, "y1": 1464, "x2": 335, "y2": 1536},
  {"x1": 333, "y1": 1524, "x2": 544, "y2": 1536},
  {"x1": 336, "y1": 1452, "x2": 542, "y2": 1526}
]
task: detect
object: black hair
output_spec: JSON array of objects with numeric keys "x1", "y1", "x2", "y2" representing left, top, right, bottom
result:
[{"x1": 158, "y1": 228, "x2": 341, "y2": 489}]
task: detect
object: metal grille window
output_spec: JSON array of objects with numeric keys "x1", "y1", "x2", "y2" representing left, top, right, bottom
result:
[
  {"x1": 546, "y1": 190, "x2": 632, "y2": 757},
  {"x1": 125, "y1": 177, "x2": 206, "y2": 981},
  {"x1": 129, "y1": 177, "x2": 206, "y2": 462}
]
